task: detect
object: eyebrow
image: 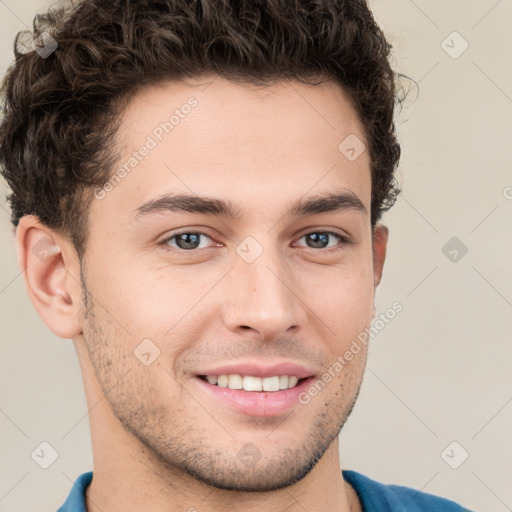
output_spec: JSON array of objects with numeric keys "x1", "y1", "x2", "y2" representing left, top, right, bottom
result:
[{"x1": 131, "y1": 189, "x2": 367, "y2": 222}]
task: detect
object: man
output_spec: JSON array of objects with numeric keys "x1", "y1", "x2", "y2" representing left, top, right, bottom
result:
[{"x1": 0, "y1": 0, "x2": 473, "y2": 510}]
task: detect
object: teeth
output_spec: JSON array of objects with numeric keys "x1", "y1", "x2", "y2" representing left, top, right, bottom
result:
[
  {"x1": 206, "y1": 375, "x2": 218, "y2": 385},
  {"x1": 228, "y1": 374, "x2": 243, "y2": 389},
  {"x1": 243, "y1": 375, "x2": 262, "y2": 391},
  {"x1": 288, "y1": 376, "x2": 298, "y2": 388},
  {"x1": 262, "y1": 376, "x2": 280, "y2": 392},
  {"x1": 204, "y1": 374, "x2": 302, "y2": 392}
]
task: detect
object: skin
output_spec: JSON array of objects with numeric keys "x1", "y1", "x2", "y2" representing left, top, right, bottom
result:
[{"x1": 16, "y1": 75, "x2": 388, "y2": 512}]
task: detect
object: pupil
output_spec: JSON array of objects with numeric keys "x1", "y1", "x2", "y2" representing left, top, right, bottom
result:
[
  {"x1": 177, "y1": 233, "x2": 200, "y2": 249},
  {"x1": 307, "y1": 233, "x2": 328, "y2": 248}
]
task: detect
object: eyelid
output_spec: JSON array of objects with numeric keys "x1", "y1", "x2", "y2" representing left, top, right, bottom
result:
[
  {"x1": 295, "y1": 226, "x2": 352, "y2": 243},
  {"x1": 159, "y1": 229, "x2": 218, "y2": 251},
  {"x1": 292, "y1": 230, "x2": 351, "y2": 252},
  {"x1": 159, "y1": 227, "x2": 352, "y2": 253}
]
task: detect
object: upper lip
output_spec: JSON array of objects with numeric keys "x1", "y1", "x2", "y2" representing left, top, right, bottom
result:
[{"x1": 195, "y1": 361, "x2": 316, "y2": 379}]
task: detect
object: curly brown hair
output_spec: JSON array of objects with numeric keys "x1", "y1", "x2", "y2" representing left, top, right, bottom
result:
[{"x1": 0, "y1": 0, "x2": 405, "y2": 258}]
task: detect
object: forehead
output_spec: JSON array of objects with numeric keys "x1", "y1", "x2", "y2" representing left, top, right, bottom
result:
[
  {"x1": 90, "y1": 76, "x2": 371, "y2": 228},
  {"x1": 119, "y1": 75, "x2": 367, "y2": 151}
]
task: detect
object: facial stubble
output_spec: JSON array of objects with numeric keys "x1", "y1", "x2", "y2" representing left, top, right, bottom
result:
[{"x1": 79, "y1": 263, "x2": 365, "y2": 492}]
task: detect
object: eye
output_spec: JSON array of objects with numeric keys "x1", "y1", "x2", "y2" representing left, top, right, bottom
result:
[
  {"x1": 295, "y1": 231, "x2": 347, "y2": 251},
  {"x1": 159, "y1": 229, "x2": 350, "y2": 253},
  {"x1": 161, "y1": 231, "x2": 215, "y2": 251}
]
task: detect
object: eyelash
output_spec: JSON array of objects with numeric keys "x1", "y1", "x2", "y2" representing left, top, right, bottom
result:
[{"x1": 159, "y1": 230, "x2": 351, "y2": 254}]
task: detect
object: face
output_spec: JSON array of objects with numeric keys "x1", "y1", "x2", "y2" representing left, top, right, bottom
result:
[{"x1": 78, "y1": 76, "x2": 385, "y2": 491}]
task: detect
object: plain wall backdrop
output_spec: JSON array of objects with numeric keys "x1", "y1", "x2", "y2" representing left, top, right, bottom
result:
[{"x1": 1, "y1": 1, "x2": 511, "y2": 511}]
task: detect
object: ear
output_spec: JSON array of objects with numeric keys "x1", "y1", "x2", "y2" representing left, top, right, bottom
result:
[
  {"x1": 372, "y1": 224, "x2": 389, "y2": 289},
  {"x1": 16, "y1": 215, "x2": 83, "y2": 339}
]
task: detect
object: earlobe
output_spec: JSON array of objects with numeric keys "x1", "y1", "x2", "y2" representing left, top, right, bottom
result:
[
  {"x1": 16, "y1": 215, "x2": 83, "y2": 339},
  {"x1": 372, "y1": 224, "x2": 389, "y2": 288}
]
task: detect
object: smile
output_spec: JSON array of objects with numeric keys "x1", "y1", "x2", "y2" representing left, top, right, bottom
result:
[{"x1": 200, "y1": 374, "x2": 303, "y2": 392}]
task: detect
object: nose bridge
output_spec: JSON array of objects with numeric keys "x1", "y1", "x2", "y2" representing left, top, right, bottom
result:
[{"x1": 224, "y1": 236, "x2": 305, "y2": 338}]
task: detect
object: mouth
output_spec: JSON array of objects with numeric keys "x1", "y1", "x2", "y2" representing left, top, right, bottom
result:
[
  {"x1": 197, "y1": 374, "x2": 307, "y2": 392},
  {"x1": 193, "y1": 373, "x2": 316, "y2": 417}
]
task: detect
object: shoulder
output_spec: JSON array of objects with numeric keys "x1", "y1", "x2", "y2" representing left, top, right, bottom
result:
[
  {"x1": 342, "y1": 470, "x2": 475, "y2": 512},
  {"x1": 57, "y1": 471, "x2": 93, "y2": 512}
]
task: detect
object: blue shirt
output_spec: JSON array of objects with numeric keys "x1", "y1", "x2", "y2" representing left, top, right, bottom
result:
[{"x1": 57, "y1": 470, "x2": 474, "y2": 511}]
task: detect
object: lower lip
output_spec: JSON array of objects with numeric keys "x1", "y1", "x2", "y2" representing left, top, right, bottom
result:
[{"x1": 193, "y1": 376, "x2": 315, "y2": 416}]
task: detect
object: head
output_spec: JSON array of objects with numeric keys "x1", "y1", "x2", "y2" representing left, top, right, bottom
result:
[{"x1": 1, "y1": 0, "x2": 404, "y2": 493}]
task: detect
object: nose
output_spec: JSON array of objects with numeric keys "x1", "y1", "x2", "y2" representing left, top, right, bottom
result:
[{"x1": 222, "y1": 242, "x2": 307, "y2": 342}]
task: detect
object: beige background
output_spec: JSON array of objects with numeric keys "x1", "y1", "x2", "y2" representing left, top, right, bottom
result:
[{"x1": 1, "y1": 1, "x2": 511, "y2": 511}]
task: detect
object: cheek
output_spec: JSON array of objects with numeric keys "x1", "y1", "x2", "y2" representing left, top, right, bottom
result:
[
  {"x1": 297, "y1": 254, "x2": 375, "y2": 333},
  {"x1": 86, "y1": 257, "x2": 216, "y2": 363},
  {"x1": 86, "y1": 256, "x2": 183, "y2": 321},
  {"x1": 86, "y1": 236, "x2": 375, "y2": 344}
]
